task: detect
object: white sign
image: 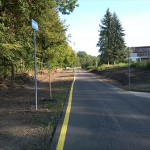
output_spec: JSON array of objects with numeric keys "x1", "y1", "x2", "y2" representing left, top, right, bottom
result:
[{"x1": 32, "y1": 19, "x2": 39, "y2": 31}]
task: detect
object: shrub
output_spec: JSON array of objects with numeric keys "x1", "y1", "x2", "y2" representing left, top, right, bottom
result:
[
  {"x1": 131, "y1": 61, "x2": 150, "y2": 70},
  {"x1": 97, "y1": 63, "x2": 127, "y2": 71},
  {"x1": 86, "y1": 66, "x2": 95, "y2": 70},
  {"x1": 130, "y1": 62, "x2": 136, "y2": 68},
  {"x1": 146, "y1": 61, "x2": 150, "y2": 69}
]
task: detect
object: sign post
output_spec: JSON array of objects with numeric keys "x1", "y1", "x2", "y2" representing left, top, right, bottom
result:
[{"x1": 32, "y1": 19, "x2": 39, "y2": 111}]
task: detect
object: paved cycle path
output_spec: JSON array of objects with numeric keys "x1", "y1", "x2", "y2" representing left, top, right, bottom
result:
[{"x1": 51, "y1": 69, "x2": 150, "y2": 150}]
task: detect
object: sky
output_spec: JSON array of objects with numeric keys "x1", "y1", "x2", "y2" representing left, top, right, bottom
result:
[{"x1": 60, "y1": 0, "x2": 150, "y2": 56}]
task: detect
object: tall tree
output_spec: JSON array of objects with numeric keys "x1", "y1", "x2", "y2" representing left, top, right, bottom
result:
[
  {"x1": 97, "y1": 9, "x2": 126, "y2": 65},
  {"x1": 111, "y1": 13, "x2": 126, "y2": 64},
  {"x1": 97, "y1": 9, "x2": 112, "y2": 65},
  {"x1": 0, "y1": 0, "x2": 78, "y2": 79}
]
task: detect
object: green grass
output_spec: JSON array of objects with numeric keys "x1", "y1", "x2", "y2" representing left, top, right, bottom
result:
[
  {"x1": 89, "y1": 61, "x2": 150, "y2": 71},
  {"x1": 96, "y1": 63, "x2": 128, "y2": 71}
]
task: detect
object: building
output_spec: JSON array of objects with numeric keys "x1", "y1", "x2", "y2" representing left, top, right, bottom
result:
[{"x1": 130, "y1": 46, "x2": 150, "y2": 62}]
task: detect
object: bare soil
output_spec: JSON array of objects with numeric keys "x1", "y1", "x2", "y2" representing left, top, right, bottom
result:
[
  {"x1": 0, "y1": 69, "x2": 74, "y2": 150},
  {"x1": 91, "y1": 67, "x2": 150, "y2": 92}
]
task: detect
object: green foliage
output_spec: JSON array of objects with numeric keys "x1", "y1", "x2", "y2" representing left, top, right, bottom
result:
[
  {"x1": 63, "y1": 46, "x2": 76, "y2": 67},
  {"x1": 0, "y1": 0, "x2": 78, "y2": 79},
  {"x1": 96, "y1": 63, "x2": 128, "y2": 71},
  {"x1": 93, "y1": 61, "x2": 150, "y2": 71},
  {"x1": 97, "y1": 9, "x2": 126, "y2": 65},
  {"x1": 131, "y1": 61, "x2": 150, "y2": 70},
  {"x1": 86, "y1": 66, "x2": 97, "y2": 70},
  {"x1": 56, "y1": 0, "x2": 79, "y2": 14},
  {"x1": 77, "y1": 51, "x2": 98, "y2": 69}
]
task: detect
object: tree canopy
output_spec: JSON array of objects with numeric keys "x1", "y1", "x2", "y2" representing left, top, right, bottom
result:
[
  {"x1": 77, "y1": 51, "x2": 97, "y2": 69},
  {"x1": 97, "y1": 9, "x2": 126, "y2": 65},
  {"x1": 0, "y1": 0, "x2": 79, "y2": 79},
  {"x1": 56, "y1": 0, "x2": 79, "y2": 14}
]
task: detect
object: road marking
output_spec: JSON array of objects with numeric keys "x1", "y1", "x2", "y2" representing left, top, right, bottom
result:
[{"x1": 56, "y1": 73, "x2": 76, "y2": 150}]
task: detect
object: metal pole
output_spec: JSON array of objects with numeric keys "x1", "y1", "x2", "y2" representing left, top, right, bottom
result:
[
  {"x1": 34, "y1": 30, "x2": 38, "y2": 111},
  {"x1": 128, "y1": 47, "x2": 130, "y2": 87}
]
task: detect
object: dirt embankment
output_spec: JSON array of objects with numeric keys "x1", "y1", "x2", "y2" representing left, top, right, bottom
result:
[
  {"x1": 0, "y1": 69, "x2": 74, "y2": 150},
  {"x1": 91, "y1": 67, "x2": 150, "y2": 92}
]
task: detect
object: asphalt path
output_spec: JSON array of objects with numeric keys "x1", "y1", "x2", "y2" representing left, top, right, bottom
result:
[{"x1": 51, "y1": 69, "x2": 150, "y2": 150}]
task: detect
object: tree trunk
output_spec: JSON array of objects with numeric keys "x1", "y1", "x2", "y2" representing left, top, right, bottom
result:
[
  {"x1": 107, "y1": 60, "x2": 110, "y2": 65},
  {"x1": 20, "y1": 58, "x2": 24, "y2": 73},
  {"x1": 11, "y1": 64, "x2": 14, "y2": 80},
  {"x1": 40, "y1": 57, "x2": 43, "y2": 71},
  {"x1": 114, "y1": 60, "x2": 116, "y2": 65},
  {"x1": 3, "y1": 59, "x2": 7, "y2": 78}
]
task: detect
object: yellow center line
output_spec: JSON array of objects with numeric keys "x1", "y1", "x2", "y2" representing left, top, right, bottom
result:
[{"x1": 56, "y1": 73, "x2": 76, "y2": 150}]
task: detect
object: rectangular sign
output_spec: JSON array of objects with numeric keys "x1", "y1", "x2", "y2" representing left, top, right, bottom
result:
[{"x1": 32, "y1": 19, "x2": 39, "y2": 31}]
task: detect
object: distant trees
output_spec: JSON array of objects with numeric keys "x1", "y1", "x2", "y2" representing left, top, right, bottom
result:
[
  {"x1": 77, "y1": 51, "x2": 98, "y2": 69},
  {"x1": 97, "y1": 9, "x2": 126, "y2": 65},
  {"x1": 0, "y1": 0, "x2": 78, "y2": 79}
]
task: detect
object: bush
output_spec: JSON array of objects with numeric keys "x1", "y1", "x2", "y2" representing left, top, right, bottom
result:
[
  {"x1": 130, "y1": 62, "x2": 136, "y2": 68},
  {"x1": 96, "y1": 63, "x2": 127, "y2": 71},
  {"x1": 146, "y1": 61, "x2": 150, "y2": 69},
  {"x1": 131, "y1": 61, "x2": 150, "y2": 70},
  {"x1": 86, "y1": 66, "x2": 95, "y2": 70}
]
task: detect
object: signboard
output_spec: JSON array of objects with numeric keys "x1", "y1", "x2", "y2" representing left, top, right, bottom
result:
[{"x1": 32, "y1": 19, "x2": 39, "y2": 31}]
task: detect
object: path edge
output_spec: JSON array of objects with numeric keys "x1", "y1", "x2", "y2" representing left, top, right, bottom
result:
[{"x1": 50, "y1": 71, "x2": 76, "y2": 150}]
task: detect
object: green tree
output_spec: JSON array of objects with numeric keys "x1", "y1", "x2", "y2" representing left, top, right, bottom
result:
[
  {"x1": 0, "y1": 0, "x2": 28, "y2": 78},
  {"x1": 0, "y1": 0, "x2": 78, "y2": 79},
  {"x1": 97, "y1": 9, "x2": 112, "y2": 65},
  {"x1": 111, "y1": 13, "x2": 126, "y2": 64},
  {"x1": 56, "y1": 0, "x2": 79, "y2": 14},
  {"x1": 97, "y1": 9, "x2": 126, "y2": 65},
  {"x1": 77, "y1": 51, "x2": 97, "y2": 69},
  {"x1": 63, "y1": 45, "x2": 75, "y2": 67}
]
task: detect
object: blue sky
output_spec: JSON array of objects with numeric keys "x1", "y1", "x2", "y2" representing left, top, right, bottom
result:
[{"x1": 60, "y1": 0, "x2": 150, "y2": 56}]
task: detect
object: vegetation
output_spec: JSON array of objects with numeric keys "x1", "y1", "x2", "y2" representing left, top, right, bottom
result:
[
  {"x1": 92, "y1": 63, "x2": 127, "y2": 71},
  {"x1": 91, "y1": 61, "x2": 150, "y2": 92},
  {"x1": 0, "y1": 0, "x2": 79, "y2": 80},
  {"x1": 97, "y1": 9, "x2": 126, "y2": 65},
  {"x1": 131, "y1": 61, "x2": 150, "y2": 70},
  {"x1": 93, "y1": 61, "x2": 150, "y2": 71},
  {"x1": 0, "y1": 1, "x2": 79, "y2": 149},
  {"x1": 77, "y1": 51, "x2": 99, "y2": 69}
]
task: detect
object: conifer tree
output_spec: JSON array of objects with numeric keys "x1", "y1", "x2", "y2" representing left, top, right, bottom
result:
[
  {"x1": 97, "y1": 9, "x2": 126, "y2": 64},
  {"x1": 111, "y1": 13, "x2": 126, "y2": 64}
]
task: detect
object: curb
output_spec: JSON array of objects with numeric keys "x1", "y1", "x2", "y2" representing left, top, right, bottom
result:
[{"x1": 50, "y1": 72, "x2": 75, "y2": 150}]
